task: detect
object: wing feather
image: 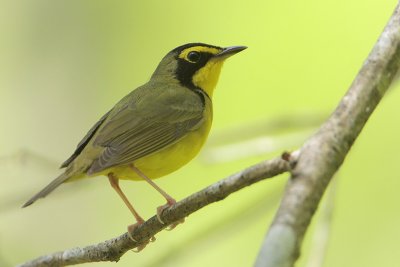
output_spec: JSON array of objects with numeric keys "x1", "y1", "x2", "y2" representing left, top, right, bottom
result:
[
  {"x1": 87, "y1": 85, "x2": 205, "y2": 174},
  {"x1": 60, "y1": 110, "x2": 111, "y2": 168}
]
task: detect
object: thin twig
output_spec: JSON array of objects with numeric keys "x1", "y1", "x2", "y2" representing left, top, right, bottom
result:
[
  {"x1": 255, "y1": 2, "x2": 400, "y2": 267},
  {"x1": 18, "y1": 156, "x2": 291, "y2": 267}
]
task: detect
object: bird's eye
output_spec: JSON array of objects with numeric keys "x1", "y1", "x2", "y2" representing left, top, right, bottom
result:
[{"x1": 187, "y1": 51, "x2": 201, "y2": 63}]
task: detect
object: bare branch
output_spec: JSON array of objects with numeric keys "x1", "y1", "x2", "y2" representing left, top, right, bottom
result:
[
  {"x1": 255, "y1": 2, "x2": 400, "y2": 267},
  {"x1": 18, "y1": 156, "x2": 290, "y2": 267}
]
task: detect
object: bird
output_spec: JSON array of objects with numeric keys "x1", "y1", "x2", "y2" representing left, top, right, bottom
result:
[{"x1": 23, "y1": 43, "x2": 247, "y2": 236}]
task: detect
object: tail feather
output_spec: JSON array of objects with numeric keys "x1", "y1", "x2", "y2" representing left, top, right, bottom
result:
[{"x1": 22, "y1": 173, "x2": 70, "y2": 208}]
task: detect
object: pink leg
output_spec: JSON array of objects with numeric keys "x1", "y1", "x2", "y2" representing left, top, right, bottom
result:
[
  {"x1": 130, "y1": 165, "x2": 183, "y2": 228},
  {"x1": 108, "y1": 173, "x2": 151, "y2": 250}
]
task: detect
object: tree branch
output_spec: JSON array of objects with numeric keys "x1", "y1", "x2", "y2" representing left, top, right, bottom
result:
[
  {"x1": 18, "y1": 156, "x2": 291, "y2": 267},
  {"x1": 255, "y1": 2, "x2": 400, "y2": 267}
]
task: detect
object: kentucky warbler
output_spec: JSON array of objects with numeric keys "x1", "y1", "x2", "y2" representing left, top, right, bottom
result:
[{"x1": 23, "y1": 43, "x2": 247, "y2": 233}]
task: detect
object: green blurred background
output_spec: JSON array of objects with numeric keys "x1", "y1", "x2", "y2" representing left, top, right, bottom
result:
[{"x1": 1, "y1": 0, "x2": 399, "y2": 266}]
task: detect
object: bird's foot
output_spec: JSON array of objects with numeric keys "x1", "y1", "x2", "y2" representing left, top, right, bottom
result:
[
  {"x1": 156, "y1": 198, "x2": 176, "y2": 224},
  {"x1": 127, "y1": 220, "x2": 155, "y2": 252},
  {"x1": 166, "y1": 217, "x2": 185, "y2": 231},
  {"x1": 156, "y1": 198, "x2": 185, "y2": 230}
]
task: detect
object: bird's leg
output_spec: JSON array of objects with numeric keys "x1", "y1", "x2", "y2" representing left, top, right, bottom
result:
[
  {"x1": 108, "y1": 173, "x2": 153, "y2": 250},
  {"x1": 108, "y1": 173, "x2": 144, "y2": 226},
  {"x1": 130, "y1": 165, "x2": 184, "y2": 229}
]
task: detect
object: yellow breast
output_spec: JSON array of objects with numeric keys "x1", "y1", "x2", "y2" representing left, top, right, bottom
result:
[{"x1": 107, "y1": 104, "x2": 212, "y2": 181}]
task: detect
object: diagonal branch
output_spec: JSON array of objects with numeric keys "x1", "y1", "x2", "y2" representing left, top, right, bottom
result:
[
  {"x1": 255, "y1": 2, "x2": 400, "y2": 267},
  {"x1": 18, "y1": 156, "x2": 291, "y2": 267}
]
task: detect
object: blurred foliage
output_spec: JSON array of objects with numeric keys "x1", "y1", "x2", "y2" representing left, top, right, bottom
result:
[{"x1": 1, "y1": 0, "x2": 399, "y2": 266}]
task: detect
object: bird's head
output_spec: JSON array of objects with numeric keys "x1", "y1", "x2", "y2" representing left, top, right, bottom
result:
[{"x1": 151, "y1": 43, "x2": 247, "y2": 97}]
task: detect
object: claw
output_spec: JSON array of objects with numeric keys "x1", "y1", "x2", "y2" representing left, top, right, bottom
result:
[
  {"x1": 132, "y1": 243, "x2": 148, "y2": 253},
  {"x1": 165, "y1": 217, "x2": 185, "y2": 231},
  {"x1": 127, "y1": 221, "x2": 155, "y2": 252},
  {"x1": 156, "y1": 198, "x2": 185, "y2": 230},
  {"x1": 127, "y1": 221, "x2": 143, "y2": 242},
  {"x1": 156, "y1": 198, "x2": 176, "y2": 224}
]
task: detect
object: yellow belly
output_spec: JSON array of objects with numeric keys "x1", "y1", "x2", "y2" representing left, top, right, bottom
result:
[{"x1": 102, "y1": 118, "x2": 212, "y2": 181}]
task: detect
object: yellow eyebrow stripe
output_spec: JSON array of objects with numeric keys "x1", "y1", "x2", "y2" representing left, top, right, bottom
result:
[{"x1": 178, "y1": 46, "x2": 221, "y2": 60}]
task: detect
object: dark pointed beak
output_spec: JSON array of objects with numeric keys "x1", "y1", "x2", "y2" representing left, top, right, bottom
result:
[{"x1": 215, "y1": 46, "x2": 247, "y2": 58}]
